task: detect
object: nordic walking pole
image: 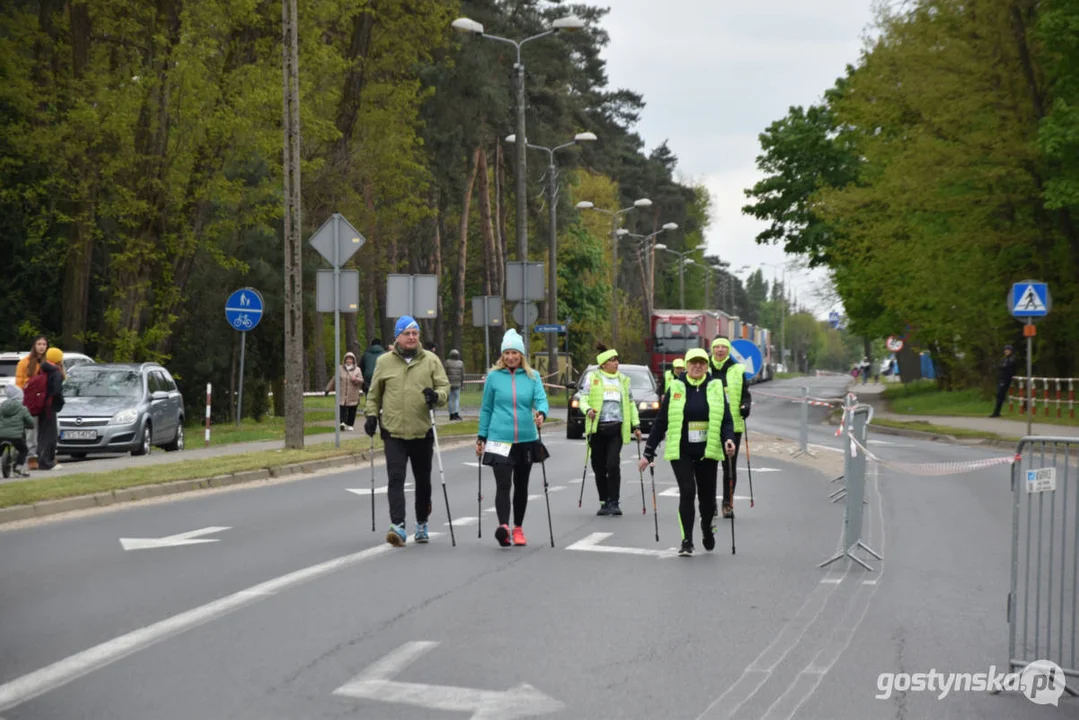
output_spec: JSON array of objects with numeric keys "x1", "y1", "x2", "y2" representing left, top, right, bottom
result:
[
  {"x1": 726, "y1": 456, "x2": 736, "y2": 555},
  {"x1": 578, "y1": 424, "x2": 593, "y2": 508},
  {"x1": 429, "y1": 408, "x2": 455, "y2": 547},
  {"x1": 648, "y1": 461, "x2": 659, "y2": 542},
  {"x1": 370, "y1": 433, "x2": 376, "y2": 532},
  {"x1": 635, "y1": 435, "x2": 647, "y2": 515},
  {"x1": 744, "y1": 422, "x2": 755, "y2": 508},
  {"x1": 477, "y1": 460, "x2": 483, "y2": 539},
  {"x1": 539, "y1": 427, "x2": 555, "y2": 547}
]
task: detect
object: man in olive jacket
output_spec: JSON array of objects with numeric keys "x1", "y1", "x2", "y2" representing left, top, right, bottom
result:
[{"x1": 364, "y1": 316, "x2": 450, "y2": 547}]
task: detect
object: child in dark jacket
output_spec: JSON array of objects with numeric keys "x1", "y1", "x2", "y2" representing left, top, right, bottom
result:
[{"x1": 0, "y1": 385, "x2": 34, "y2": 476}]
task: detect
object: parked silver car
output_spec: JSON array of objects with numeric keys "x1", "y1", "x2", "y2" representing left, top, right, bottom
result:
[
  {"x1": 57, "y1": 363, "x2": 185, "y2": 457},
  {"x1": 0, "y1": 351, "x2": 95, "y2": 388}
]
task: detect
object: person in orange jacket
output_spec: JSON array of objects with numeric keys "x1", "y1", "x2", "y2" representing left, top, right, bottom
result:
[{"x1": 14, "y1": 335, "x2": 48, "y2": 469}]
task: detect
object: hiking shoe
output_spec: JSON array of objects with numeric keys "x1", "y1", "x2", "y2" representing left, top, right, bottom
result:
[
  {"x1": 596, "y1": 502, "x2": 611, "y2": 516},
  {"x1": 495, "y1": 524, "x2": 512, "y2": 547},
  {"x1": 414, "y1": 522, "x2": 429, "y2": 544},
  {"x1": 386, "y1": 524, "x2": 406, "y2": 547},
  {"x1": 722, "y1": 503, "x2": 734, "y2": 519},
  {"x1": 27, "y1": 456, "x2": 38, "y2": 471},
  {"x1": 13, "y1": 466, "x2": 29, "y2": 478},
  {"x1": 609, "y1": 501, "x2": 623, "y2": 516},
  {"x1": 679, "y1": 540, "x2": 694, "y2": 557},
  {"x1": 702, "y1": 523, "x2": 716, "y2": 551},
  {"x1": 512, "y1": 526, "x2": 526, "y2": 546}
]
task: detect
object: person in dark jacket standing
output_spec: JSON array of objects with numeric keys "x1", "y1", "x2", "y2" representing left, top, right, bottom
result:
[
  {"x1": 711, "y1": 338, "x2": 751, "y2": 518},
  {"x1": 360, "y1": 338, "x2": 385, "y2": 391},
  {"x1": 640, "y1": 348, "x2": 735, "y2": 556},
  {"x1": 989, "y1": 344, "x2": 1018, "y2": 417},
  {"x1": 35, "y1": 348, "x2": 66, "y2": 471},
  {"x1": 444, "y1": 349, "x2": 465, "y2": 421}
]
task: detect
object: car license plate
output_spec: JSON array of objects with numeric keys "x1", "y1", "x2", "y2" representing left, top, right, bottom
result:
[{"x1": 61, "y1": 430, "x2": 97, "y2": 441}]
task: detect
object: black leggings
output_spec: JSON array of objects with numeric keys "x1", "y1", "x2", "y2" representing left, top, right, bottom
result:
[
  {"x1": 671, "y1": 458, "x2": 718, "y2": 542},
  {"x1": 383, "y1": 433, "x2": 433, "y2": 526},
  {"x1": 590, "y1": 427, "x2": 623, "y2": 503},
  {"x1": 493, "y1": 450, "x2": 533, "y2": 527},
  {"x1": 721, "y1": 432, "x2": 743, "y2": 506}
]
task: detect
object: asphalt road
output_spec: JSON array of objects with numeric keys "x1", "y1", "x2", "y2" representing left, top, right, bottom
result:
[{"x1": 0, "y1": 376, "x2": 1070, "y2": 718}]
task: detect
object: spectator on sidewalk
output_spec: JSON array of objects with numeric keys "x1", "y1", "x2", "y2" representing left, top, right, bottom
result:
[
  {"x1": 444, "y1": 349, "x2": 464, "y2": 421},
  {"x1": 360, "y1": 338, "x2": 385, "y2": 390},
  {"x1": 15, "y1": 334, "x2": 48, "y2": 469},
  {"x1": 0, "y1": 385, "x2": 33, "y2": 477},
  {"x1": 325, "y1": 352, "x2": 363, "y2": 430},
  {"x1": 989, "y1": 344, "x2": 1018, "y2": 418}
]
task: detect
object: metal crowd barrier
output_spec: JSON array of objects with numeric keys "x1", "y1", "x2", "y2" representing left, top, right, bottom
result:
[
  {"x1": 1009, "y1": 437, "x2": 1079, "y2": 685},
  {"x1": 820, "y1": 401, "x2": 882, "y2": 571}
]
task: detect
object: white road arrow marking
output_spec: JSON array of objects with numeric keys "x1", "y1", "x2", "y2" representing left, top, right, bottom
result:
[
  {"x1": 566, "y1": 532, "x2": 678, "y2": 559},
  {"x1": 119, "y1": 526, "x2": 231, "y2": 551},
  {"x1": 334, "y1": 641, "x2": 564, "y2": 720}
]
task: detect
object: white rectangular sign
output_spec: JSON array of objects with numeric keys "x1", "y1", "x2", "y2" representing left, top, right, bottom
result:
[{"x1": 1026, "y1": 467, "x2": 1056, "y2": 494}]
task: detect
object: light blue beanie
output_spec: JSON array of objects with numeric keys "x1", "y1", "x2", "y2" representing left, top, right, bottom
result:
[
  {"x1": 394, "y1": 315, "x2": 419, "y2": 338},
  {"x1": 501, "y1": 328, "x2": 525, "y2": 354}
]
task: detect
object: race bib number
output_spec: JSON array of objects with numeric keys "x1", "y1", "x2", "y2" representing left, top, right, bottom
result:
[
  {"x1": 486, "y1": 441, "x2": 511, "y2": 457},
  {"x1": 687, "y1": 421, "x2": 708, "y2": 444},
  {"x1": 603, "y1": 389, "x2": 621, "y2": 402}
]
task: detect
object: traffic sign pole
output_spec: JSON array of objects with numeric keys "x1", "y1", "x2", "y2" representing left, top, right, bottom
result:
[
  {"x1": 484, "y1": 297, "x2": 490, "y2": 373},
  {"x1": 333, "y1": 214, "x2": 341, "y2": 449},
  {"x1": 1026, "y1": 318, "x2": 1033, "y2": 437},
  {"x1": 236, "y1": 331, "x2": 246, "y2": 427}
]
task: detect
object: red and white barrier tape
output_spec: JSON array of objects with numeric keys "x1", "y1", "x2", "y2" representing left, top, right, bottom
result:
[
  {"x1": 848, "y1": 434, "x2": 1017, "y2": 476},
  {"x1": 752, "y1": 389, "x2": 841, "y2": 408}
]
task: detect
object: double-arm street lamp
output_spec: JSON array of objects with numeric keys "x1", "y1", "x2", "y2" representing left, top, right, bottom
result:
[
  {"x1": 506, "y1": 131, "x2": 597, "y2": 374},
  {"x1": 621, "y1": 224, "x2": 678, "y2": 315},
  {"x1": 453, "y1": 15, "x2": 585, "y2": 355},
  {"x1": 576, "y1": 197, "x2": 652, "y2": 346}
]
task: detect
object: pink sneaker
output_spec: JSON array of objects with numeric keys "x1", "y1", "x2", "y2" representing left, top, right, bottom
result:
[{"x1": 512, "y1": 526, "x2": 526, "y2": 547}]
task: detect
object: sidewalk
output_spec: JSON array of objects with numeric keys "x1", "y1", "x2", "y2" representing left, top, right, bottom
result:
[
  {"x1": 850, "y1": 382, "x2": 1079, "y2": 439},
  {"x1": 30, "y1": 413, "x2": 478, "y2": 480}
]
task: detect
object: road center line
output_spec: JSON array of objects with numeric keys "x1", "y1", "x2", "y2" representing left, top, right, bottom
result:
[{"x1": 0, "y1": 538, "x2": 418, "y2": 712}]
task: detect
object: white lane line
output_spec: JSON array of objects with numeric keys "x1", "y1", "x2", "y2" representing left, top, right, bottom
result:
[
  {"x1": 0, "y1": 536, "x2": 437, "y2": 713},
  {"x1": 450, "y1": 517, "x2": 478, "y2": 527},
  {"x1": 759, "y1": 467, "x2": 888, "y2": 720},
  {"x1": 346, "y1": 482, "x2": 413, "y2": 497}
]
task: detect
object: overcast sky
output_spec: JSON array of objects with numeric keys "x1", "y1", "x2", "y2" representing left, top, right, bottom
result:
[{"x1": 581, "y1": 0, "x2": 875, "y2": 319}]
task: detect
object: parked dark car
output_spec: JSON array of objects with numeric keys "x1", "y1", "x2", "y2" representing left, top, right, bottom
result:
[
  {"x1": 566, "y1": 364, "x2": 662, "y2": 439},
  {"x1": 57, "y1": 363, "x2": 185, "y2": 457}
]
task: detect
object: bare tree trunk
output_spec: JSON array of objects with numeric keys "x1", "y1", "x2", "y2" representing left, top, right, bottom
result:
[
  {"x1": 454, "y1": 146, "x2": 482, "y2": 352},
  {"x1": 494, "y1": 138, "x2": 507, "y2": 300},
  {"x1": 282, "y1": 0, "x2": 305, "y2": 448},
  {"x1": 313, "y1": 314, "x2": 327, "y2": 391},
  {"x1": 477, "y1": 146, "x2": 496, "y2": 297},
  {"x1": 432, "y1": 191, "x2": 446, "y2": 354}
]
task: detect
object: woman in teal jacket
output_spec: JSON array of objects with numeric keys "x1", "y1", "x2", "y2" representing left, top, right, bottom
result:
[{"x1": 476, "y1": 329, "x2": 550, "y2": 547}]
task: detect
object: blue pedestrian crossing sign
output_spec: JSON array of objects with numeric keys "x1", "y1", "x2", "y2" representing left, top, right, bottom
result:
[
  {"x1": 1010, "y1": 281, "x2": 1050, "y2": 318},
  {"x1": 828, "y1": 311, "x2": 841, "y2": 329},
  {"x1": 730, "y1": 339, "x2": 764, "y2": 380},
  {"x1": 225, "y1": 288, "x2": 264, "y2": 331}
]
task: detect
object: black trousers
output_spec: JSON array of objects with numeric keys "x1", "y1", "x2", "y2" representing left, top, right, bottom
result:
[
  {"x1": 2, "y1": 437, "x2": 28, "y2": 466},
  {"x1": 991, "y1": 382, "x2": 1009, "y2": 416},
  {"x1": 36, "y1": 411, "x2": 58, "y2": 470},
  {"x1": 339, "y1": 405, "x2": 358, "y2": 427},
  {"x1": 590, "y1": 426, "x2": 623, "y2": 503},
  {"x1": 493, "y1": 447, "x2": 533, "y2": 527},
  {"x1": 671, "y1": 457, "x2": 718, "y2": 543},
  {"x1": 721, "y1": 432, "x2": 743, "y2": 507},
  {"x1": 383, "y1": 433, "x2": 433, "y2": 527}
]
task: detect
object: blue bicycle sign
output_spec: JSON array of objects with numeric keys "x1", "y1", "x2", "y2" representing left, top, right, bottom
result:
[{"x1": 225, "y1": 288, "x2": 264, "y2": 332}]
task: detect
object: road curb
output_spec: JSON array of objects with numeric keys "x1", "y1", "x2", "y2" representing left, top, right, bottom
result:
[{"x1": 0, "y1": 438, "x2": 473, "y2": 527}]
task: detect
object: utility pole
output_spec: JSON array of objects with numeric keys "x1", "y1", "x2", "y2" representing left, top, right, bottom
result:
[
  {"x1": 546, "y1": 154, "x2": 557, "y2": 379},
  {"x1": 514, "y1": 62, "x2": 529, "y2": 355},
  {"x1": 282, "y1": 0, "x2": 304, "y2": 449}
]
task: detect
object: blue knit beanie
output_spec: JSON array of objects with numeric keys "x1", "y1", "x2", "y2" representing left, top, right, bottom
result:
[
  {"x1": 501, "y1": 328, "x2": 525, "y2": 354},
  {"x1": 394, "y1": 315, "x2": 419, "y2": 338}
]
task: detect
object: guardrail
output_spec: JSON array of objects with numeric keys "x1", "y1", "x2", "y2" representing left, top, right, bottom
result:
[{"x1": 1010, "y1": 377, "x2": 1077, "y2": 419}]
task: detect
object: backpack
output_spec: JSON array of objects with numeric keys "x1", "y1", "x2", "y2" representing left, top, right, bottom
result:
[{"x1": 23, "y1": 373, "x2": 50, "y2": 417}]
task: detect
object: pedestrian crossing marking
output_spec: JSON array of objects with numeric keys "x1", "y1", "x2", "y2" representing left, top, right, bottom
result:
[{"x1": 1013, "y1": 284, "x2": 1046, "y2": 313}]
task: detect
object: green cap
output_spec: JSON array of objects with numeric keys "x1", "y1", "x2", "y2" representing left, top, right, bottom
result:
[
  {"x1": 685, "y1": 348, "x2": 710, "y2": 364},
  {"x1": 712, "y1": 337, "x2": 732, "y2": 349},
  {"x1": 672, "y1": 358, "x2": 685, "y2": 369}
]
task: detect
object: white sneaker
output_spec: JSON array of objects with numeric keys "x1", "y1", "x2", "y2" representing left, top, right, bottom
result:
[
  {"x1": 346, "y1": 425, "x2": 354, "y2": 431},
  {"x1": 339, "y1": 423, "x2": 347, "y2": 431}
]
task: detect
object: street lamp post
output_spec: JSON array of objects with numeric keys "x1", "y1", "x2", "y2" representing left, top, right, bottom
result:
[
  {"x1": 576, "y1": 197, "x2": 652, "y2": 346},
  {"x1": 653, "y1": 244, "x2": 698, "y2": 309},
  {"x1": 506, "y1": 132, "x2": 596, "y2": 378},
  {"x1": 453, "y1": 15, "x2": 584, "y2": 357},
  {"x1": 624, "y1": 223, "x2": 678, "y2": 317}
]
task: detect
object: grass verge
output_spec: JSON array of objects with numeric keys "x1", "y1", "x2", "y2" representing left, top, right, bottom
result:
[
  {"x1": 882, "y1": 381, "x2": 1078, "y2": 428},
  {"x1": 871, "y1": 417, "x2": 1020, "y2": 443},
  {"x1": 0, "y1": 421, "x2": 483, "y2": 509}
]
